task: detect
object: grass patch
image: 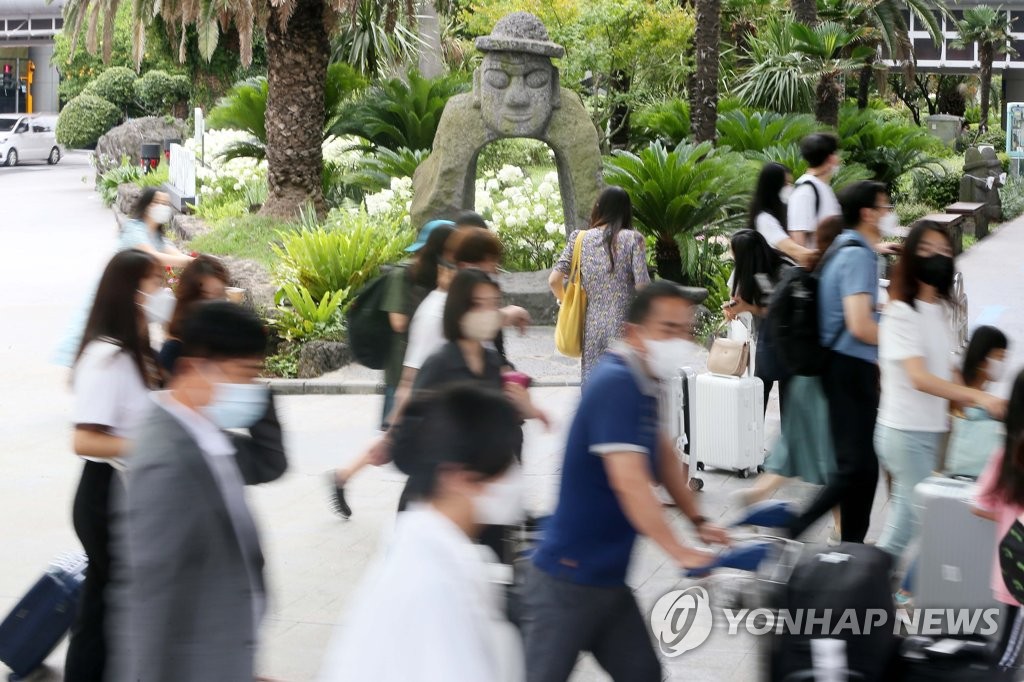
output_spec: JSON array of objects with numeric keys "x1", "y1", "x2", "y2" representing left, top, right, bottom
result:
[{"x1": 188, "y1": 215, "x2": 296, "y2": 268}]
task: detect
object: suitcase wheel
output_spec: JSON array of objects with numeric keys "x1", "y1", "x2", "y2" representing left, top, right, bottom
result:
[
  {"x1": 756, "y1": 465, "x2": 765, "y2": 474},
  {"x1": 688, "y1": 477, "x2": 704, "y2": 491},
  {"x1": 696, "y1": 462, "x2": 705, "y2": 471},
  {"x1": 738, "y1": 469, "x2": 750, "y2": 479}
]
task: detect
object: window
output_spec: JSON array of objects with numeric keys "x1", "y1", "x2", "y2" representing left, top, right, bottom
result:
[{"x1": 15, "y1": 122, "x2": 28, "y2": 134}]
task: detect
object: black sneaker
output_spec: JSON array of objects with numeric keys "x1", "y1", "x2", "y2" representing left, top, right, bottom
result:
[{"x1": 328, "y1": 472, "x2": 352, "y2": 519}]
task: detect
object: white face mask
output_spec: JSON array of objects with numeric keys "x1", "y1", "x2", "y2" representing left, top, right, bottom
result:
[
  {"x1": 986, "y1": 357, "x2": 1007, "y2": 383},
  {"x1": 878, "y1": 212, "x2": 900, "y2": 238},
  {"x1": 140, "y1": 287, "x2": 176, "y2": 325},
  {"x1": 473, "y1": 464, "x2": 524, "y2": 526},
  {"x1": 643, "y1": 338, "x2": 703, "y2": 382},
  {"x1": 201, "y1": 382, "x2": 269, "y2": 429},
  {"x1": 461, "y1": 310, "x2": 503, "y2": 342},
  {"x1": 147, "y1": 204, "x2": 173, "y2": 225},
  {"x1": 779, "y1": 186, "x2": 794, "y2": 204}
]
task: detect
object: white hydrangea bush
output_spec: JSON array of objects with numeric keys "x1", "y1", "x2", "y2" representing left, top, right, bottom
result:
[{"x1": 475, "y1": 166, "x2": 565, "y2": 272}]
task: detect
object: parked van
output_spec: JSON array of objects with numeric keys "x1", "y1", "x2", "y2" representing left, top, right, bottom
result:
[{"x1": 0, "y1": 114, "x2": 63, "y2": 167}]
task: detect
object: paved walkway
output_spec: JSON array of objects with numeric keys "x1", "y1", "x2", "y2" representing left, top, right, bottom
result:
[{"x1": 1, "y1": 155, "x2": 1022, "y2": 681}]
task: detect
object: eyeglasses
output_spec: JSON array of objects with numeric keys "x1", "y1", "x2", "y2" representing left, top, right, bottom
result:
[{"x1": 875, "y1": 204, "x2": 894, "y2": 210}]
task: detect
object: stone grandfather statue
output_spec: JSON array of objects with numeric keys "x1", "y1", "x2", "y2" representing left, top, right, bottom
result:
[
  {"x1": 410, "y1": 12, "x2": 603, "y2": 233},
  {"x1": 961, "y1": 146, "x2": 1006, "y2": 221}
]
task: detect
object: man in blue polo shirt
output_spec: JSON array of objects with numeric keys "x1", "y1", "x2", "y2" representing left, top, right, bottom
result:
[
  {"x1": 787, "y1": 180, "x2": 888, "y2": 543},
  {"x1": 524, "y1": 281, "x2": 729, "y2": 682}
]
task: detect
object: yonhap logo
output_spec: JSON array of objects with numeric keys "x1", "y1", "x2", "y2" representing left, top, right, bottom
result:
[{"x1": 650, "y1": 586, "x2": 714, "y2": 657}]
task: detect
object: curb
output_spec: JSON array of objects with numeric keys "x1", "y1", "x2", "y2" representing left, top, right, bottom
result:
[{"x1": 260, "y1": 378, "x2": 581, "y2": 395}]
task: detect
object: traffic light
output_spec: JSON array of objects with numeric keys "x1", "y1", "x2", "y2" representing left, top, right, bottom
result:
[{"x1": 2, "y1": 64, "x2": 12, "y2": 90}]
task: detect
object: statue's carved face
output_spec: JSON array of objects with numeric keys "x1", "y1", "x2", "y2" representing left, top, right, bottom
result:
[{"x1": 477, "y1": 52, "x2": 557, "y2": 137}]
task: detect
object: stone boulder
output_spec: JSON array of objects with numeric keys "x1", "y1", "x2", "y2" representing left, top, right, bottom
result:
[
  {"x1": 171, "y1": 214, "x2": 211, "y2": 242},
  {"x1": 298, "y1": 341, "x2": 352, "y2": 378},
  {"x1": 497, "y1": 270, "x2": 559, "y2": 326},
  {"x1": 116, "y1": 182, "x2": 144, "y2": 217},
  {"x1": 94, "y1": 116, "x2": 188, "y2": 178},
  {"x1": 218, "y1": 256, "x2": 277, "y2": 313}
]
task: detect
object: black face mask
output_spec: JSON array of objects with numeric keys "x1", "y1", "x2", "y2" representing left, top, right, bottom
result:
[
  {"x1": 918, "y1": 254, "x2": 954, "y2": 290},
  {"x1": 999, "y1": 519, "x2": 1024, "y2": 605}
]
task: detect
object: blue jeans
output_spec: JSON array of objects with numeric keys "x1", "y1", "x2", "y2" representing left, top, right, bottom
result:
[{"x1": 875, "y1": 425, "x2": 945, "y2": 559}]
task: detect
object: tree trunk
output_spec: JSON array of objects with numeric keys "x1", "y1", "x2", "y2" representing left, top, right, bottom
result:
[
  {"x1": 655, "y1": 235, "x2": 687, "y2": 284},
  {"x1": 815, "y1": 74, "x2": 841, "y2": 127},
  {"x1": 608, "y1": 70, "x2": 633, "y2": 149},
  {"x1": 791, "y1": 0, "x2": 817, "y2": 27},
  {"x1": 261, "y1": 0, "x2": 329, "y2": 219},
  {"x1": 856, "y1": 61, "x2": 872, "y2": 109},
  {"x1": 690, "y1": 0, "x2": 721, "y2": 143},
  {"x1": 417, "y1": 0, "x2": 445, "y2": 79},
  {"x1": 980, "y1": 45, "x2": 993, "y2": 128}
]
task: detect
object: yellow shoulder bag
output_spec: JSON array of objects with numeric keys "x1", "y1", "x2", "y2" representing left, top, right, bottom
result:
[{"x1": 555, "y1": 231, "x2": 587, "y2": 358}]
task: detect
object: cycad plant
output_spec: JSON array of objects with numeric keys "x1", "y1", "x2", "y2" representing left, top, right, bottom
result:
[
  {"x1": 633, "y1": 99, "x2": 691, "y2": 147},
  {"x1": 715, "y1": 109, "x2": 821, "y2": 154},
  {"x1": 838, "y1": 106, "x2": 942, "y2": 189},
  {"x1": 604, "y1": 141, "x2": 754, "y2": 284},
  {"x1": 746, "y1": 142, "x2": 874, "y2": 189},
  {"x1": 342, "y1": 147, "x2": 429, "y2": 193},
  {"x1": 953, "y1": 6, "x2": 1016, "y2": 127}
]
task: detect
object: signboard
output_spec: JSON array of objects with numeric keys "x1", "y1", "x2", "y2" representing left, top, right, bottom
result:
[{"x1": 168, "y1": 143, "x2": 196, "y2": 206}]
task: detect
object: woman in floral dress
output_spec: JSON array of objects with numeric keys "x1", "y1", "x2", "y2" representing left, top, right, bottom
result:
[{"x1": 549, "y1": 187, "x2": 651, "y2": 383}]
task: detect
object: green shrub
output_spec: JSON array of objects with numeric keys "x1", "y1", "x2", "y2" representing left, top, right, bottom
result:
[
  {"x1": 330, "y1": 70, "x2": 470, "y2": 153},
  {"x1": 895, "y1": 202, "x2": 934, "y2": 226},
  {"x1": 97, "y1": 160, "x2": 143, "y2": 207},
  {"x1": 272, "y1": 283, "x2": 347, "y2": 343},
  {"x1": 910, "y1": 158, "x2": 961, "y2": 209},
  {"x1": 189, "y1": 216, "x2": 293, "y2": 268},
  {"x1": 134, "y1": 70, "x2": 190, "y2": 114},
  {"x1": 341, "y1": 147, "x2": 429, "y2": 194},
  {"x1": 272, "y1": 210, "x2": 413, "y2": 303},
  {"x1": 56, "y1": 94, "x2": 122, "y2": 149},
  {"x1": 838, "y1": 106, "x2": 942, "y2": 189},
  {"x1": 83, "y1": 66, "x2": 138, "y2": 111},
  {"x1": 633, "y1": 99, "x2": 690, "y2": 147},
  {"x1": 716, "y1": 109, "x2": 820, "y2": 155},
  {"x1": 1000, "y1": 175, "x2": 1024, "y2": 221}
]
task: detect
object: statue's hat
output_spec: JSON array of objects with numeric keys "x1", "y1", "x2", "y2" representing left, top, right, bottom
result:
[{"x1": 475, "y1": 12, "x2": 565, "y2": 58}]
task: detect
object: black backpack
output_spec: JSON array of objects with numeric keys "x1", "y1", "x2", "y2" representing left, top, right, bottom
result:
[
  {"x1": 345, "y1": 266, "x2": 403, "y2": 370},
  {"x1": 767, "y1": 240, "x2": 863, "y2": 376}
]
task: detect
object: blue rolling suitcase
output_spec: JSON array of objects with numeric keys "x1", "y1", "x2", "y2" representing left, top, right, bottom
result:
[{"x1": 0, "y1": 554, "x2": 87, "y2": 680}]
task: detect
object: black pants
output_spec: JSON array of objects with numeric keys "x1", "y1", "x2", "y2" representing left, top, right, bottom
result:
[
  {"x1": 762, "y1": 375, "x2": 790, "y2": 418},
  {"x1": 788, "y1": 352, "x2": 880, "y2": 542},
  {"x1": 65, "y1": 461, "x2": 115, "y2": 682},
  {"x1": 522, "y1": 564, "x2": 661, "y2": 682}
]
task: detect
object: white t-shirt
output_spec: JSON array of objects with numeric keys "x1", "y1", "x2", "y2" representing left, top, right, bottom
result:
[
  {"x1": 404, "y1": 290, "x2": 447, "y2": 370},
  {"x1": 878, "y1": 300, "x2": 955, "y2": 432},
  {"x1": 755, "y1": 212, "x2": 789, "y2": 248},
  {"x1": 73, "y1": 340, "x2": 152, "y2": 464},
  {"x1": 787, "y1": 174, "x2": 841, "y2": 249}
]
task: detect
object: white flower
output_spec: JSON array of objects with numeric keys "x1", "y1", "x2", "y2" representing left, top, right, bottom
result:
[
  {"x1": 543, "y1": 171, "x2": 559, "y2": 185},
  {"x1": 497, "y1": 200, "x2": 510, "y2": 212},
  {"x1": 544, "y1": 240, "x2": 555, "y2": 251},
  {"x1": 497, "y1": 165, "x2": 525, "y2": 184},
  {"x1": 491, "y1": 212, "x2": 503, "y2": 226},
  {"x1": 486, "y1": 179, "x2": 500, "y2": 192},
  {"x1": 505, "y1": 214, "x2": 519, "y2": 227},
  {"x1": 513, "y1": 193, "x2": 530, "y2": 207},
  {"x1": 534, "y1": 204, "x2": 548, "y2": 218},
  {"x1": 544, "y1": 220, "x2": 559, "y2": 235},
  {"x1": 537, "y1": 181, "x2": 555, "y2": 198},
  {"x1": 517, "y1": 206, "x2": 531, "y2": 221}
]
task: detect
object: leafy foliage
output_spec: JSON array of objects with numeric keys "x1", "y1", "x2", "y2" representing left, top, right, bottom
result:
[
  {"x1": 272, "y1": 210, "x2": 414, "y2": 303},
  {"x1": 56, "y1": 94, "x2": 122, "y2": 149},
  {"x1": 331, "y1": 0, "x2": 423, "y2": 78},
  {"x1": 341, "y1": 147, "x2": 430, "y2": 194},
  {"x1": 999, "y1": 175, "x2": 1024, "y2": 221},
  {"x1": 838, "y1": 106, "x2": 941, "y2": 188},
  {"x1": 733, "y1": 17, "x2": 816, "y2": 112},
  {"x1": 605, "y1": 141, "x2": 754, "y2": 282},
  {"x1": 716, "y1": 110, "x2": 820, "y2": 154},
  {"x1": 97, "y1": 159, "x2": 144, "y2": 206},
  {"x1": 909, "y1": 157, "x2": 962, "y2": 209},
  {"x1": 634, "y1": 99, "x2": 691, "y2": 147},
  {"x1": 134, "y1": 70, "x2": 191, "y2": 114},
  {"x1": 745, "y1": 142, "x2": 874, "y2": 190},
  {"x1": 477, "y1": 138, "x2": 553, "y2": 173},
  {"x1": 83, "y1": 66, "x2": 139, "y2": 112},
  {"x1": 272, "y1": 283, "x2": 347, "y2": 344},
  {"x1": 330, "y1": 70, "x2": 470, "y2": 153}
]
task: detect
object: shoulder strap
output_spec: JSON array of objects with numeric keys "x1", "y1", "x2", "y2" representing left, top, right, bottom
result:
[
  {"x1": 796, "y1": 178, "x2": 821, "y2": 215},
  {"x1": 569, "y1": 231, "x2": 586, "y2": 284},
  {"x1": 822, "y1": 239, "x2": 872, "y2": 348}
]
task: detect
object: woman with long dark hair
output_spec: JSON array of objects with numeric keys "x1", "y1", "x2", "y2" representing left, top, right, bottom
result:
[
  {"x1": 158, "y1": 254, "x2": 231, "y2": 374},
  {"x1": 549, "y1": 186, "x2": 650, "y2": 383},
  {"x1": 65, "y1": 249, "x2": 164, "y2": 681},
  {"x1": 750, "y1": 162, "x2": 816, "y2": 267},
  {"x1": 876, "y1": 221, "x2": 1005, "y2": 564}
]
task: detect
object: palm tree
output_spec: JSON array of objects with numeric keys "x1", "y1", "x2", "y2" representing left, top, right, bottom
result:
[
  {"x1": 62, "y1": 0, "x2": 411, "y2": 219},
  {"x1": 691, "y1": 0, "x2": 722, "y2": 143},
  {"x1": 953, "y1": 6, "x2": 1016, "y2": 128},
  {"x1": 792, "y1": 21, "x2": 874, "y2": 126},
  {"x1": 791, "y1": 0, "x2": 817, "y2": 27}
]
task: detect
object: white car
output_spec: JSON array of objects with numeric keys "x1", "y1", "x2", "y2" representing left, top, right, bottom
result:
[{"x1": 0, "y1": 114, "x2": 64, "y2": 167}]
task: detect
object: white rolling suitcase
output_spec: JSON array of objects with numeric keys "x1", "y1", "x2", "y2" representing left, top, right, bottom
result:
[
  {"x1": 662, "y1": 367, "x2": 698, "y2": 462},
  {"x1": 914, "y1": 476, "x2": 1000, "y2": 614},
  {"x1": 692, "y1": 373, "x2": 765, "y2": 489}
]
